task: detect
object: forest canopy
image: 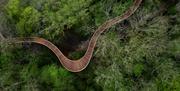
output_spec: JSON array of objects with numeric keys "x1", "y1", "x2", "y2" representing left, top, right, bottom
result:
[{"x1": 0, "y1": 0, "x2": 180, "y2": 91}]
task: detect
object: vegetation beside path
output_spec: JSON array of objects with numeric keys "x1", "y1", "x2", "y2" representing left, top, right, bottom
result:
[{"x1": 0, "y1": 0, "x2": 180, "y2": 91}]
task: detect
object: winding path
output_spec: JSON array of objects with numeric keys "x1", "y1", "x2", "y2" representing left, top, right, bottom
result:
[{"x1": 8, "y1": 0, "x2": 142, "y2": 72}]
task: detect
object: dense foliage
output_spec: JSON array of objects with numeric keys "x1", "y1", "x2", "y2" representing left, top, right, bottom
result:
[{"x1": 0, "y1": 0, "x2": 180, "y2": 91}]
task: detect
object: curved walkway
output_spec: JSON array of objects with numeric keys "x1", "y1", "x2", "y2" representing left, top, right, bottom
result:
[{"x1": 9, "y1": 0, "x2": 142, "y2": 72}]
